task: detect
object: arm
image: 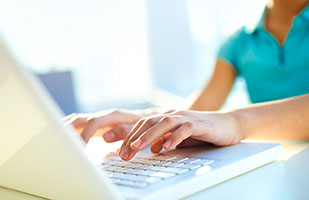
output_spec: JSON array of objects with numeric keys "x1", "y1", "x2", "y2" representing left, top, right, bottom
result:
[
  {"x1": 232, "y1": 94, "x2": 309, "y2": 140},
  {"x1": 190, "y1": 59, "x2": 237, "y2": 111},
  {"x1": 119, "y1": 94, "x2": 309, "y2": 160}
]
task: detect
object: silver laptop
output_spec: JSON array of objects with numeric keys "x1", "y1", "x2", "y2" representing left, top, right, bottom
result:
[{"x1": 0, "y1": 36, "x2": 282, "y2": 200}]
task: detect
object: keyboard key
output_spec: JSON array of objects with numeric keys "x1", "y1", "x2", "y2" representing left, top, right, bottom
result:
[
  {"x1": 144, "y1": 177, "x2": 162, "y2": 184},
  {"x1": 155, "y1": 161, "x2": 173, "y2": 166},
  {"x1": 126, "y1": 169, "x2": 156, "y2": 176},
  {"x1": 176, "y1": 158, "x2": 189, "y2": 162},
  {"x1": 129, "y1": 157, "x2": 146, "y2": 163},
  {"x1": 107, "y1": 156, "x2": 122, "y2": 161},
  {"x1": 109, "y1": 167, "x2": 128, "y2": 173},
  {"x1": 166, "y1": 156, "x2": 191, "y2": 162},
  {"x1": 177, "y1": 163, "x2": 201, "y2": 170},
  {"x1": 150, "y1": 166, "x2": 188, "y2": 174},
  {"x1": 193, "y1": 159, "x2": 214, "y2": 165},
  {"x1": 124, "y1": 175, "x2": 161, "y2": 184},
  {"x1": 149, "y1": 172, "x2": 176, "y2": 179},
  {"x1": 125, "y1": 163, "x2": 145, "y2": 169},
  {"x1": 111, "y1": 162, "x2": 129, "y2": 167},
  {"x1": 178, "y1": 158, "x2": 201, "y2": 164},
  {"x1": 157, "y1": 167, "x2": 188, "y2": 174},
  {"x1": 101, "y1": 165, "x2": 114, "y2": 171},
  {"x1": 102, "y1": 160, "x2": 118, "y2": 165},
  {"x1": 108, "y1": 172, "x2": 127, "y2": 179},
  {"x1": 149, "y1": 166, "x2": 168, "y2": 172},
  {"x1": 141, "y1": 165, "x2": 157, "y2": 171},
  {"x1": 120, "y1": 174, "x2": 149, "y2": 182},
  {"x1": 168, "y1": 162, "x2": 185, "y2": 168},
  {"x1": 133, "y1": 158, "x2": 157, "y2": 162},
  {"x1": 131, "y1": 164, "x2": 153, "y2": 170},
  {"x1": 150, "y1": 155, "x2": 179, "y2": 161},
  {"x1": 111, "y1": 178, "x2": 147, "y2": 188},
  {"x1": 139, "y1": 170, "x2": 158, "y2": 176},
  {"x1": 137, "y1": 159, "x2": 161, "y2": 165}
]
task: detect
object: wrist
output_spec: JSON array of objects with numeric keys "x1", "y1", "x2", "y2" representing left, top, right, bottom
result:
[{"x1": 228, "y1": 110, "x2": 245, "y2": 141}]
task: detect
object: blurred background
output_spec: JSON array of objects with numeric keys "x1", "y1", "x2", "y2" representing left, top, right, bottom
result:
[{"x1": 0, "y1": 0, "x2": 267, "y2": 115}]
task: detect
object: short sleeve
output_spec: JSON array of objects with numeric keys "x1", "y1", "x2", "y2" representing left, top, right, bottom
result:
[{"x1": 217, "y1": 28, "x2": 245, "y2": 73}]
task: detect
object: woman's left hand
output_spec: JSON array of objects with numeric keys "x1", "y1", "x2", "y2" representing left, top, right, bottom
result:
[{"x1": 118, "y1": 110, "x2": 243, "y2": 161}]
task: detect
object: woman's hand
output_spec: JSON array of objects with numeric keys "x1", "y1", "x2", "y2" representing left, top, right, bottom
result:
[
  {"x1": 119, "y1": 110, "x2": 244, "y2": 161},
  {"x1": 62, "y1": 109, "x2": 142, "y2": 143},
  {"x1": 149, "y1": 133, "x2": 211, "y2": 154}
]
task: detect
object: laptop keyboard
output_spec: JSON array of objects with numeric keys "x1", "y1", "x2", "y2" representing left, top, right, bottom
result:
[{"x1": 98, "y1": 155, "x2": 214, "y2": 188}]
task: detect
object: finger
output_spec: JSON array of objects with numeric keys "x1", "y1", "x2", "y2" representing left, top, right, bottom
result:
[
  {"x1": 81, "y1": 110, "x2": 140, "y2": 143},
  {"x1": 119, "y1": 114, "x2": 179, "y2": 160},
  {"x1": 71, "y1": 117, "x2": 88, "y2": 129},
  {"x1": 119, "y1": 117, "x2": 161, "y2": 160},
  {"x1": 163, "y1": 122, "x2": 194, "y2": 150},
  {"x1": 80, "y1": 117, "x2": 101, "y2": 143},
  {"x1": 125, "y1": 117, "x2": 161, "y2": 147},
  {"x1": 130, "y1": 116, "x2": 183, "y2": 151},
  {"x1": 118, "y1": 119, "x2": 147, "y2": 154},
  {"x1": 103, "y1": 124, "x2": 133, "y2": 142},
  {"x1": 62, "y1": 113, "x2": 89, "y2": 129},
  {"x1": 119, "y1": 117, "x2": 161, "y2": 153},
  {"x1": 150, "y1": 137, "x2": 164, "y2": 154},
  {"x1": 150, "y1": 132, "x2": 172, "y2": 153},
  {"x1": 122, "y1": 112, "x2": 172, "y2": 149}
]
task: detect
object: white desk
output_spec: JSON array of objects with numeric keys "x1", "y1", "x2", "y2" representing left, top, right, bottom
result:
[{"x1": 1, "y1": 140, "x2": 308, "y2": 200}]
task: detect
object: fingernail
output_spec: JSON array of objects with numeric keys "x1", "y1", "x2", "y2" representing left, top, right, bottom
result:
[
  {"x1": 131, "y1": 139, "x2": 142, "y2": 149},
  {"x1": 104, "y1": 131, "x2": 115, "y2": 141},
  {"x1": 121, "y1": 148, "x2": 130, "y2": 160},
  {"x1": 163, "y1": 139, "x2": 172, "y2": 150}
]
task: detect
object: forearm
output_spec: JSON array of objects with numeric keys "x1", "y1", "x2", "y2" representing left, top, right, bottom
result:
[
  {"x1": 189, "y1": 83, "x2": 229, "y2": 111},
  {"x1": 189, "y1": 59, "x2": 236, "y2": 111},
  {"x1": 230, "y1": 94, "x2": 309, "y2": 140}
]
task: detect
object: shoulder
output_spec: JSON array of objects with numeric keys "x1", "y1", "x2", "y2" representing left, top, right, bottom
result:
[
  {"x1": 217, "y1": 27, "x2": 249, "y2": 56},
  {"x1": 222, "y1": 27, "x2": 252, "y2": 47},
  {"x1": 217, "y1": 27, "x2": 253, "y2": 72}
]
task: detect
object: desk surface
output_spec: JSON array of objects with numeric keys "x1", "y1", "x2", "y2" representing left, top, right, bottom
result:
[{"x1": 1, "y1": 140, "x2": 308, "y2": 200}]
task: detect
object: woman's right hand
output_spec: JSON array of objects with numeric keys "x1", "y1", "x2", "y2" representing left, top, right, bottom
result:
[
  {"x1": 62, "y1": 108, "x2": 206, "y2": 154},
  {"x1": 62, "y1": 109, "x2": 142, "y2": 144}
]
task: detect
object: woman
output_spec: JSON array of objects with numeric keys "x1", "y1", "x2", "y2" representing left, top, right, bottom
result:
[{"x1": 65, "y1": 0, "x2": 309, "y2": 161}]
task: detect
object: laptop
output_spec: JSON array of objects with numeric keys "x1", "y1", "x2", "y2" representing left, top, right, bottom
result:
[{"x1": 0, "y1": 36, "x2": 282, "y2": 200}]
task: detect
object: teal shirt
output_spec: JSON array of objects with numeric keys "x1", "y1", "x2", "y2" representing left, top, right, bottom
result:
[{"x1": 218, "y1": 5, "x2": 309, "y2": 103}]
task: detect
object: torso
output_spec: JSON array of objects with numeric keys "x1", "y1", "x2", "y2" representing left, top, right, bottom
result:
[{"x1": 236, "y1": 5, "x2": 309, "y2": 103}]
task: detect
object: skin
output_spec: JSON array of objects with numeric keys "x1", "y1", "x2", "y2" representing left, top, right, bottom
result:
[
  {"x1": 190, "y1": 59, "x2": 236, "y2": 111},
  {"x1": 64, "y1": 0, "x2": 309, "y2": 161},
  {"x1": 119, "y1": 94, "x2": 309, "y2": 161},
  {"x1": 265, "y1": 0, "x2": 308, "y2": 45}
]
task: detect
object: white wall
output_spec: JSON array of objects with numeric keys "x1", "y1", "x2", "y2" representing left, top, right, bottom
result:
[
  {"x1": 0, "y1": 0, "x2": 267, "y2": 111},
  {"x1": 0, "y1": 0, "x2": 151, "y2": 111}
]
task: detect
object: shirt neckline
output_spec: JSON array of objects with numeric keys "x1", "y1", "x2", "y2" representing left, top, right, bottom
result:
[{"x1": 246, "y1": 4, "x2": 309, "y2": 34}]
